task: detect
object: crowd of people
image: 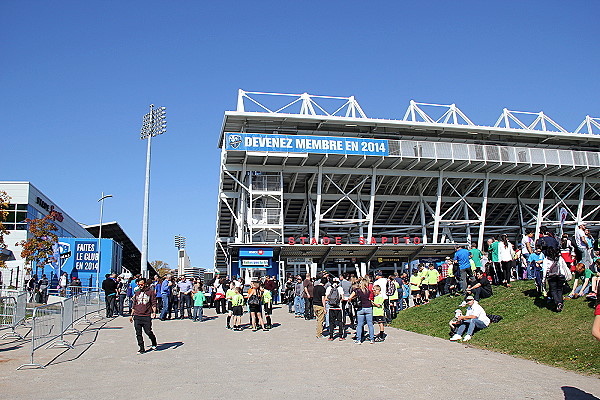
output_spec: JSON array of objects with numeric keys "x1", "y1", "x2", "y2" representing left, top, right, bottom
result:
[{"x1": 95, "y1": 224, "x2": 600, "y2": 352}]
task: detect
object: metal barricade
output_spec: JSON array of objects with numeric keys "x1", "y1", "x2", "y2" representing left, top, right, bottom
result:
[
  {"x1": 0, "y1": 292, "x2": 27, "y2": 339},
  {"x1": 17, "y1": 302, "x2": 63, "y2": 369},
  {"x1": 17, "y1": 290, "x2": 106, "y2": 370}
]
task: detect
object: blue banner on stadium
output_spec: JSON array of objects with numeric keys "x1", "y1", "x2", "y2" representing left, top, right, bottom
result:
[{"x1": 225, "y1": 133, "x2": 389, "y2": 156}]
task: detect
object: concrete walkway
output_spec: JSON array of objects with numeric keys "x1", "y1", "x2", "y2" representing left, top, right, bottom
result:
[{"x1": 0, "y1": 305, "x2": 598, "y2": 399}]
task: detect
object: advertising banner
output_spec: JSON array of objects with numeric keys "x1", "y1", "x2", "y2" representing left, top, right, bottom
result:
[
  {"x1": 241, "y1": 259, "x2": 269, "y2": 267},
  {"x1": 239, "y1": 248, "x2": 273, "y2": 258},
  {"x1": 226, "y1": 132, "x2": 389, "y2": 156}
]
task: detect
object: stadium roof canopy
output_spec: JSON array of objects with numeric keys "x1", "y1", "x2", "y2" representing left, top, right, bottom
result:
[{"x1": 84, "y1": 222, "x2": 154, "y2": 276}]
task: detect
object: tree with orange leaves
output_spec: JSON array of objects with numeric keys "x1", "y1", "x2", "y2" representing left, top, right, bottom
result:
[{"x1": 17, "y1": 212, "x2": 59, "y2": 273}]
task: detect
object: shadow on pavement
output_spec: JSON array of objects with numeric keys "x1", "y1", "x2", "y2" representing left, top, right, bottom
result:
[
  {"x1": 562, "y1": 386, "x2": 600, "y2": 400},
  {"x1": 156, "y1": 341, "x2": 183, "y2": 350},
  {"x1": 45, "y1": 320, "x2": 108, "y2": 367}
]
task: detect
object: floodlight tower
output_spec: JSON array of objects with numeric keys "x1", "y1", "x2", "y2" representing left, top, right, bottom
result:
[
  {"x1": 175, "y1": 235, "x2": 186, "y2": 276},
  {"x1": 140, "y1": 104, "x2": 166, "y2": 278}
]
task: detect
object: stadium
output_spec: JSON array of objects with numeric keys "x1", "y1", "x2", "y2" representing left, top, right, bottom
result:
[{"x1": 215, "y1": 90, "x2": 600, "y2": 281}]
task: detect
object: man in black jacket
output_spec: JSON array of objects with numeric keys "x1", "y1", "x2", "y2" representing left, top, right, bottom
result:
[{"x1": 102, "y1": 274, "x2": 118, "y2": 318}]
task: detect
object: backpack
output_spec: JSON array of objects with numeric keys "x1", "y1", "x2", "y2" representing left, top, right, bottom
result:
[
  {"x1": 487, "y1": 314, "x2": 503, "y2": 323},
  {"x1": 248, "y1": 291, "x2": 261, "y2": 305},
  {"x1": 386, "y1": 281, "x2": 396, "y2": 297},
  {"x1": 327, "y1": 286, "x2": 341, "y2": 306}
]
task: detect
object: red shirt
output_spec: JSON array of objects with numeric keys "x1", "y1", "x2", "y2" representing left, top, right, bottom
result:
[{"x1": 595, "y1": 303, "x2": 600, "y2": 316}]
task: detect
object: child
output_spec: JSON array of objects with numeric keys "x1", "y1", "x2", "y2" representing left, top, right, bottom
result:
[
  {"x1": 409, "y1": 269, "x2": 422, "y2": 306},
  {"x1": 225, "y1": 282, "x2": 236, "y2": 329},
  {"x1": 262, "y1": 285, "x2": 273, "y2": 329},
  {"x1": 231, "y1": 287, "x2": 245, "y2": 331},
  {"x1": 372, "y1": 285, "x2": 386, "y2": 342},
  {"x1": 192, "y1": 286, "x2": 206, "y2": 322}
]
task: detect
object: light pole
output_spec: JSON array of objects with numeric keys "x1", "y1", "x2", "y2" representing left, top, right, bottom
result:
[
  {"x1": 175, "y1": 235, "x2": 186, "y2": 276},
  {"x1": 140, "y1": 104, "x2": 167, "y2": 278},
  {"x1": 97, "y1": 193, "x2": 113, "y2": 291}
]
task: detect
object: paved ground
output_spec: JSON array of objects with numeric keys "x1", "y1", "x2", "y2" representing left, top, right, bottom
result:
[{"x1": 0, "y1": 305, "x2": 598, "y2": 399}]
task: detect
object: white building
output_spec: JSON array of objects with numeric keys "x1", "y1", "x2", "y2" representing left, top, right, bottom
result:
[{"x1": 0, "y1": 182, "x2": 93, "y2": 288}]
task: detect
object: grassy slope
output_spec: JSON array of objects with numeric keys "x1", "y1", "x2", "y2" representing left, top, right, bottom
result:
[{"x1": 391, "y1": 280, "x2": 600, "y2": 376}]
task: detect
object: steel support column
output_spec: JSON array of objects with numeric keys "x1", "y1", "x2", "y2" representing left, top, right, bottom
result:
[
  {"x1": 314, "y1": 166, "x2": 323, "y2": 240},
  {"x1": 477, "y1": 174, "x2": 489, "y2": 250},
  {"x1": 432, "y1": 172, "x2": 443, "y2": 243},
  {"x1": 577, "y1": 176, "x2": 587, "y2": 224},
  {"x1": 367, "y1": 169, "x2": 377, "y2": 240},
  {"x1": 534, "y1": 175, "x2": 547, "y2": 240}
]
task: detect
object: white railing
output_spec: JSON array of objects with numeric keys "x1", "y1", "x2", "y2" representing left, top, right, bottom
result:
[{"x1": 388, "y1": 139, "x2": 600, "y2": 169}]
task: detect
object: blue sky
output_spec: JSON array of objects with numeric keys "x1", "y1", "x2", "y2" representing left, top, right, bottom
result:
[{"x1": 2, "y1": 1, "x2": 599, "y2": 270}]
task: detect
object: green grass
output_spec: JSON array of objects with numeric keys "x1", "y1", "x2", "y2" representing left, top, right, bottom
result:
[{"x1": 391, "y1": 280, "x2": 600, "y2": 376}]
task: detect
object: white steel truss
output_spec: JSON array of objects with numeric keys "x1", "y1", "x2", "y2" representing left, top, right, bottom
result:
[
  {"x1": 493, "y1": 108, "x2": 567, "y2": 133},
  {"x1": 403, "y1": 100, "x2": 475, "y2": 126},
  {"x1": 230, "y1": 90, "x2": 600, "y2": 135},
  {"x1": 236, "y1": 89, "x2": 367, "y2": 118},
  {"x1": 575, "y1": 116, "x2": 600, "y2": 135}
]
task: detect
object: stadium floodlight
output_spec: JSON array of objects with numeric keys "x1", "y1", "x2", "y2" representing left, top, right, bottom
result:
[
  {"x1": 140, "y1": 104, "x2": 167, "y2": 278},
  {"x1": 175, "y1": 235, "x2": 186, "y2": 250}
]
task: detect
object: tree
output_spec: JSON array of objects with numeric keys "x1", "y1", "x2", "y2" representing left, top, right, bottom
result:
[
  {"x1": 0, "y1": 191, "x2": 11, "y2": 269},
  {"x1": 18, "y1": 212, "x2": 59, "y2": 274},
  {"x1": 150, "y1": 260, "x2": 172, "y2": 277}
]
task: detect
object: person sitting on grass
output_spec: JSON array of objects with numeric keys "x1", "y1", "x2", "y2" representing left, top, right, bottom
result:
[
  {"x1": 465, "y1": 268, "x2": 492, "y2": 301},
  {"x1": 450, "y1": 295, "x2": 490, "y2": 342},
  {"x1": 569, "y1": 263, "x2": 593, "y2": 298}
]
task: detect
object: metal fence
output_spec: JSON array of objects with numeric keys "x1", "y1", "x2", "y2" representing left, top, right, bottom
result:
[
  {"x1": 0, "y1": 292, "x2": 27, "y2": 339},
  {"x1": 17, "y1": 290, "x2": 105, "y2": 370}
]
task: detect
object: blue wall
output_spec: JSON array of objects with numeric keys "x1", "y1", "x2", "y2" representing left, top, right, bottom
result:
[{"x1": 38, "y1": 238, "x2": 122, "y2": 288}]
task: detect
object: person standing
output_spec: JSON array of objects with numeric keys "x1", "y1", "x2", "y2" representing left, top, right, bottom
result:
[
  {"x1": 117, "y1": 276, "x2": 128, "y2": 316},
  {"x1": 373, "y1": 271, "x2": 390, "y2": 319},
  {"x1": 312, "y1": 277, "x2": 327, "y2": 338},
  {"x1": 38, "y1": 275, "x2": 49, "y2": 304},
  {"x1": 372, "y1": 285, "x2": 386, "y2": 342},
  {"x1": 159, "y1": 274, "x2": 172, "y2": 321},
  {"x1": 487, "y1": 237, "x2": 500, "y2": 285},
  {"x1": 284, "y1": 276, "x2": 295, "y2": 313},
  {"x1": 325, "y1": 278, "x2": 345, "y2": 340},
  {"x1": 454, "y1": 245, "x2": 472, "y2": 293},
  {"x1": 303, "y1": 274, "x2": 314, "y2": 320},
  {"x1": 544, "y1": 253, "x2": 571, "y2": 312},
  {"x1": 575, "y1": 224, "x2": 592, "y2": 269},
  {"x1": 192, "y1": 285, "x2": 206, "y2": 322},
  {"x1": 521, "y1": 230, "x2": 535, "y2": 279},
  {"x1": 339, "y1": 273, "x2": 354, "y2": 328},
  {"x1": 348, "y1": 278, "x2": 374, "y2": 344},
  {"x1": 102, "y1": 274, "x2": 117, "y2": 318},
  {"x1": 129, "y1": 278, "x2": 158, "y2": 354},
  {"x1": 293, "y1": 275, "x2": 305, "y2": 317},
  {"x1": 498, "y1": 234, "x2": 515, "y2": 287},
  {"x1": 178, "y1": 275, "x2": 193, "y2": 319}
]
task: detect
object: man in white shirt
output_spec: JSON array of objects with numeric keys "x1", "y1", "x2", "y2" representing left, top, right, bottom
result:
[
  {"x1": 575, "y1": 224, "x2": 593, "y2": 268},
  {"x1": 450, "y1": 295, "x2": 490, "y2": 342},
  {"x1": 521, "y1": 230, "x2": 534, "y2": 279}
]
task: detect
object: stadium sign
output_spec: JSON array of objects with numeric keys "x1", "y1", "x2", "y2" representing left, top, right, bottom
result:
[
  {"x1": 287, "y1": 236, "x2": 422, "y2": 245},
  {"x1": 226, "y1": 132, "x2": 389, "y2": 156}
]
